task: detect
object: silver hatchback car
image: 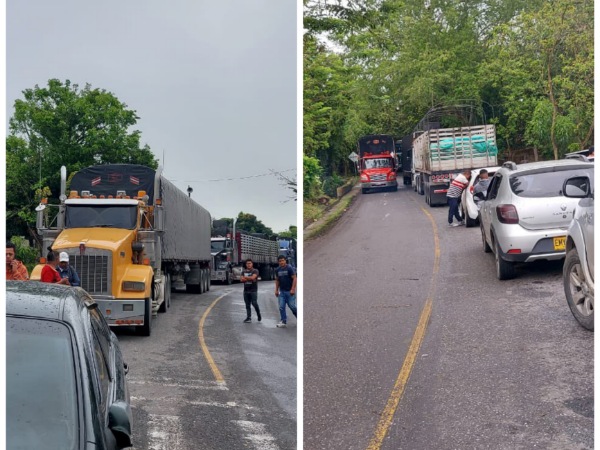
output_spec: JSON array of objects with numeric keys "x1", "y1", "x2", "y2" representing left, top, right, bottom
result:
[
  {"x1": 563, "y1": 174, "x2": 594, "y2": 330},
  {"x1": 479, "y1": 159, "x2": 594, "y2": 280}
]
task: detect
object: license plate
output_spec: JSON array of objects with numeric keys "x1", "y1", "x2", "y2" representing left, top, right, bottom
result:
[{"x1": 553, "y1": 236, "x2": 566, "y2": 251}]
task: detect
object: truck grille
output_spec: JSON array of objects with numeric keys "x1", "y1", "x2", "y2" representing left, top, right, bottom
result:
[
  {"x1": 69, "y1": 251, "x2": 112, "y2": 295},
  {"x1": 370, "y1": 174, "x2": 387, "y2": 182}
]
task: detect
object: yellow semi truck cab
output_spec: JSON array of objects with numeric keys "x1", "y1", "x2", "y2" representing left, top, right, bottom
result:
[{"x1": 33, "y1": 164, "x2": 213, "y2": 336}]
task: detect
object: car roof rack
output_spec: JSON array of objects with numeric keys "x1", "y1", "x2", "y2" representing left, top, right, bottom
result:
[
  {"x1": 502, "y1": 161, "x2": 517, "y2": 170},
  {"x1": 565, "y1": 154, "x2": 590, "y2": 162}
]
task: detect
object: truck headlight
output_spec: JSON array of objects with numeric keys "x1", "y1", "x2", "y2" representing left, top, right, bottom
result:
[{"x1": 122, "y1": 281, "x2": 145, "y2": 292}]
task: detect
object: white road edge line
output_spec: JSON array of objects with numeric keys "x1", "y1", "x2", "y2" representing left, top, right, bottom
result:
[
  {"x1": 148, "y1": 414, "x2": 182, "y2": 450},
  {"x1": 232, "y1": 420, "x2": 280, "y2": 450}
]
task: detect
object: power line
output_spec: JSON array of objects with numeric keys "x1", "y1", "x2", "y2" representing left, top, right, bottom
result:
[{"x1": 169, "y1": 168, "x2": 296, "y2": 183}]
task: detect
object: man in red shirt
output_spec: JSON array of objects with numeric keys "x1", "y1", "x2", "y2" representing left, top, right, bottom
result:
[{"x1": 41, "y1": 251, "x2": 70, "y2": 285}]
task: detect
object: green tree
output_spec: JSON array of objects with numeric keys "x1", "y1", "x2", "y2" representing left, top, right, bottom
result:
[
  {"x1": 7, "y1": 79, "x2": 158, "y2": 240},
  {"x1": 235, "y1": 212, "x2": 274, "y2": 237},
  {"x1": 278, "y1": 226, "x2": 298, "y2": 239}
]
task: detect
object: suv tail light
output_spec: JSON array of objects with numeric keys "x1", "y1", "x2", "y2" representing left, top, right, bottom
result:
[
  {"x1": 360, "y1": 174, "x2": 370, "y2": 182},
  {"x1": 496, "y1": 204, "x2": 519, "y2": 224}
]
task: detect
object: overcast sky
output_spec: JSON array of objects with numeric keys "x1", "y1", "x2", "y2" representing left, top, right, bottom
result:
[{"x1": 6, "y1": 0, "x2": 297, "y2": 233}]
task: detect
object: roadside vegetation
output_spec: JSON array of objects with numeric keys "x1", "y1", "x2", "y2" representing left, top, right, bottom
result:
[
  {"x1": 303, "y1": 0, "x2": 593, "y2": 220},
  {"x1": 6, "y1": 79, "x2": 296, "y2": 252}
]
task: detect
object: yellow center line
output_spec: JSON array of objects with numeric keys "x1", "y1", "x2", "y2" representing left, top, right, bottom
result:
[
  {"x1": 198, "y1": 292, "x2": 231, "y2": 385},
  {"x1": 366, "y1": 204, "x2": 440, "y2": 450}
]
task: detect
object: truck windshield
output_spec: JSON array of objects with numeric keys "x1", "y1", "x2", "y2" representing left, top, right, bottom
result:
[
  {"x1": 65, "y1": 205, "x2": 138, "y2": 229},
  {"x1": 364, "y1": 158, "x2": 392, "y2": 169},
  {"x1": 211, "y1": 241, "x2": 226, "y2": 252}
]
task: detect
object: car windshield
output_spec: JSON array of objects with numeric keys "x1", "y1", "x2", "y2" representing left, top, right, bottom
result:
[
  {"x1": 510, "y1": 167, "x2": 594, "y2": 198},
  {"x1": 7, "y1": 317, "x2": 78, "y2": 450},
  {"x1": 211, "y1": 240, "x2": 226, "y2": 252},
  {"x1": 364, "y1": 158, "x2": 392, "y2": 169},
  {"x1": 66, "y1": 204, "x2": 137, "y2": 229}
]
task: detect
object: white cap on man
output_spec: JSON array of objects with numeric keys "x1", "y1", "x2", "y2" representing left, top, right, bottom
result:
[{"x1": 59, "y1": 252, "x2": 69, "y2": 263}]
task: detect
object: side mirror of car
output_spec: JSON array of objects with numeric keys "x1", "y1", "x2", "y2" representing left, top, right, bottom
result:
[
  {"x1": 108, "y1": 401, "x2": 133, "y2": 449},
  {"x1": 563, "y1": 176, "x2": 592, "y2": 198}
]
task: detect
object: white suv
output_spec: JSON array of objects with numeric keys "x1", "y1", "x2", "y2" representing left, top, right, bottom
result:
[
  {"x1": 563, "y1": 174, "x2": 594, "y2": 330},
  {"x1": 479, "y1": 160, "x2": 594, "y2": 280}
]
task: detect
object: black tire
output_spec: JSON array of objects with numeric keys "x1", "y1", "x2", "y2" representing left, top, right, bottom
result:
[
  {"x1": 563, "y1": 248, "x2": 594, "y2": 331},
  {"x1": 481, "y1": 222, "x2": 492, "y2": 253},
  {"x1": 495, "y1": 240, "x2": 516, "y2": 280},
  {"x1": 226, "y1": 271, "x2": 232, "y2": 285},
  {"x1": 170, "y1": 273, "x2": 177, "y2": 292},
  {"x1": 139, "y1": 296, "x2": 152, "y2": 336},
  {"x1": 465, "y1": 214, "x2": 478, "y2": 228},
  {"x1": 362, "y1": 188, "x2": 368, "y2": 194},
  {"x1": 158, "y1": 274, "x2": 171, "y2": 312},
  {"x1": 206, "y1": 269, "x2": 210, "y2": 291}
]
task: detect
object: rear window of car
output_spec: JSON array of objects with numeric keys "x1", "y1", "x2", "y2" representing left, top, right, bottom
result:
[
  {"x1": 509, "y1": 166, "x2": 594, "y2": 198},
  {"x1": 7, "y1": 317, "x2": 79, "y2": 450}
]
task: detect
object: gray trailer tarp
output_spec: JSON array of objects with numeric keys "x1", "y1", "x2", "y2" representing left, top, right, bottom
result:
[{"x1": 159, "y1": 175, "x2": 212, "y2": 262}]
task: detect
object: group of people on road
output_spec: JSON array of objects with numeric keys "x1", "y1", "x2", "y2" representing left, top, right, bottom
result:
[
  {"x1": 241, "y1": 255, "x2": 297, "y2": 328},
  {"x1": 8, "y1": 240, "x2": 296, "y2": 328},
  {"x1": 446, "y1": 169, "x2": 491, "y2": 227},
  {"x1": 6, "y1": 242, "x2": 80, "y2": 286}
]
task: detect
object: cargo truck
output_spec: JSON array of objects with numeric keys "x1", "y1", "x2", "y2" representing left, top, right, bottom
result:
[
  {"x1": 277, "y1": 237, "x2": 296, "y2": 268},
  {"x1": 211, "y1": 230, "x2": 279, "y2": 284},
  {"x1": 31, "y1": 164, "x2": 212, "y2": 336},
  {"x1": 357, "y1": 134, "x2": 399, "y2": 194},
  {"x1": 396, "y1": 135, "x2": 414, "y2": 185},
  {"x1": 412, "y1": 108, "x2": 498, "y2": 206}
]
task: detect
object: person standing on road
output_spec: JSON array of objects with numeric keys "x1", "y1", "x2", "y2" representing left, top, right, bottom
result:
[
  {"x1": 57, "y1": 252, "x2": 81, "y2": 287},
  {"x1": 6, "y1": 241, "x2": 29, "y2": 281},
  {"x1": 41, "y1": 250, "x2": 70, "y2": 285},
  {"x1": 275, "y1": 255, "x2": 297, "y2": 328},
  {"x1": 447, "y1": 169, "x2": 471, "y2": 227},
  {"x1": 241, "y1": 259, "x2": 261, "y2": 323}
]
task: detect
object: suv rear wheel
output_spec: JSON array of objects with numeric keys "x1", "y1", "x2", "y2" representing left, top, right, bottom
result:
[{"x1": 563, "y1": 248, "x2": 594, "y2": 331}]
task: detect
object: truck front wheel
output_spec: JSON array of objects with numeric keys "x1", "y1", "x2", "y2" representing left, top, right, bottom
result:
[
  {"x1": 158, "y1": 274, "x2": 171, "y2": 313},
  {"x1": 139, "y1": 296, "x2": 153, "y2": 336}
]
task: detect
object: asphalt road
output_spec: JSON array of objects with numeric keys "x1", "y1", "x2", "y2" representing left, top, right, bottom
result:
[
  {"x1": 304, "y1": 185, "x2": 593, "y2": 450},
  {"x1": 115, "y1": 281, "x2": 297, "y2": 450}
]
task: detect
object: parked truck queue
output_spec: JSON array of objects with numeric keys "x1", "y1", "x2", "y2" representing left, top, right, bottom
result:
[{"x1": 29, "y1": 163, "x2": 292, "y2": 337}]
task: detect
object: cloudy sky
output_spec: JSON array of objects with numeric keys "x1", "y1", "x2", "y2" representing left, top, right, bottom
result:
[{"x1": 6, "y1": 0, "x2": 298, "y2": 233}]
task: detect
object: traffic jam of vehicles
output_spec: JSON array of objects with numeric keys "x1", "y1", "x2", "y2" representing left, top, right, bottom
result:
[
  {"x1": 358, "y1": 106, "x2": 594, "y2": 332},
  {"x1": 8, "y1": 164, "x2": 297, "y2": 449}
]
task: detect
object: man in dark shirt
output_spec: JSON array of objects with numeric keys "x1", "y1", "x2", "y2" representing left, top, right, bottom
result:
[
  {"x1": 57, "y1": 252, "x2": 81, "y2": 287},
  {"x1": 275, "y1": 255, "x2": 297, "y2": 328},
  {"x1": 241, "y1": 259, "x2": 261, "y2": 323}
]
